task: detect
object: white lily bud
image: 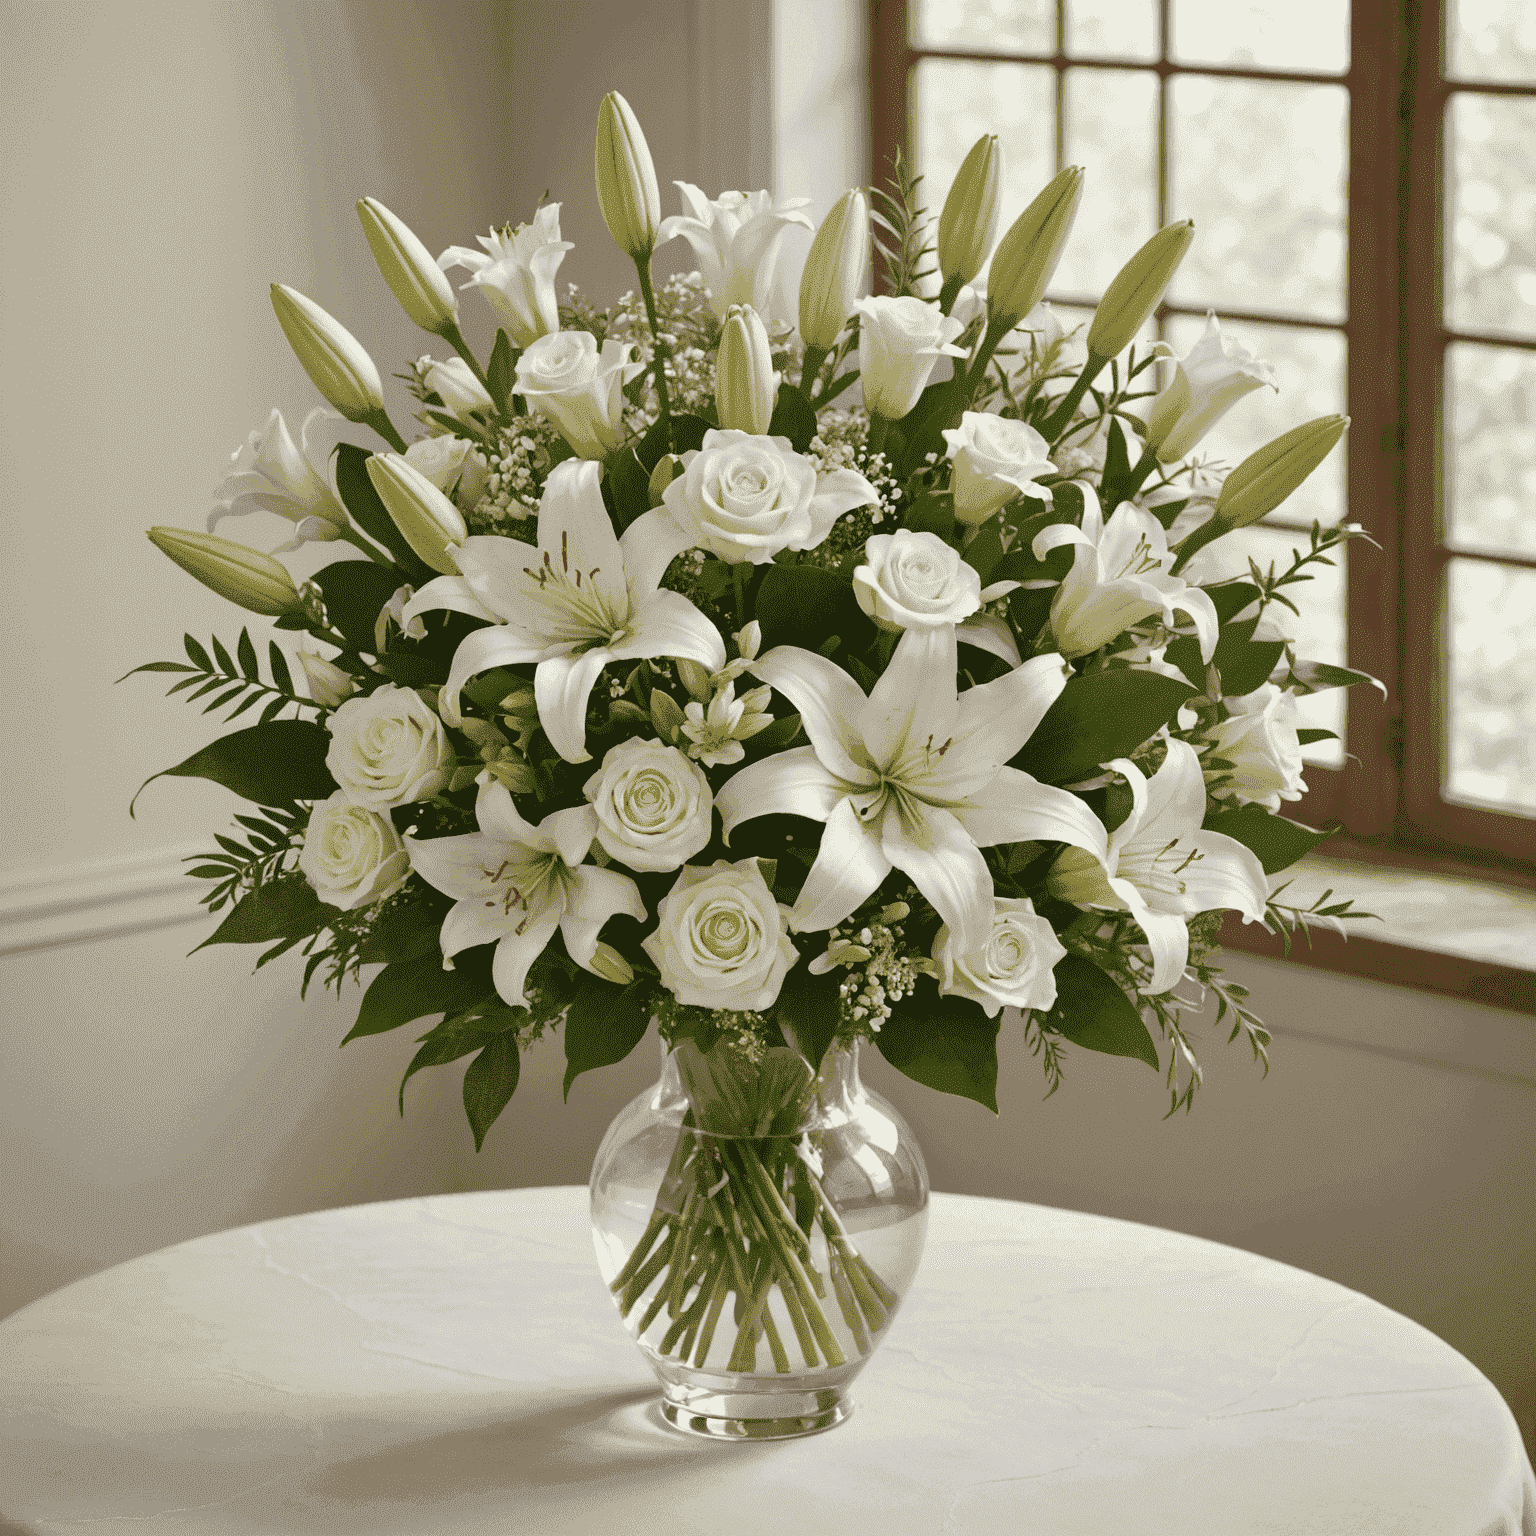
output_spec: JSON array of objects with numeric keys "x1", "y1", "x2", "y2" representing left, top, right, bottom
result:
[
  {"x1": 269, "y1": 284, "x2": 386, "y2": 423},
  {"x1": 676, "y1": 658, "x2": 712, "y2": 702},
  {"x1": 798, "y1": 189, "x2": 870, "y2": 351},
  {"x1": 1145, "y1": 313, "x2": 1278, "y2": 463},
  {"x1": 147, "y1": 527, "x2": 303, "y2": 617},
  {"x1": 589, "y1": 942, "x2": 636, "y2": 987},
  {"x1": 1087, "y1": 221, "x2": 1194, "y2": 361},
  {"x1": 357, "y1": 197, "x2": 458, "y2": 334},
  {"x1": 736, "y1": 619, "x2": 762, "y2": 661},
  {"x1": 297, "y1": 643, "x2": 358, "y2": 707},
  {"x1": 595, "y1": 91, "x2": 661, "y2": 259},
  {"x1": 715, "y1": 304, "x2": 779, "y2": 434},
  {"x1": 937, "y1": 135, "x2": 1002, "y2": 289},
  {"x1": 987, "y1": 167, "x2": 1083, "y2": 331},
  {"x1": 365, "y1": 452, "x2": 467, "y2": 575},
  {"x1": 423, "y1": 356, "x2": 494, "y2": 424}
]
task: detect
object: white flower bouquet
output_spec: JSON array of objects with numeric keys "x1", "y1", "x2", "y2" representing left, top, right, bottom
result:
[{"x1": 132, "y1": 94, "x2": 1375, "y2": 1387}]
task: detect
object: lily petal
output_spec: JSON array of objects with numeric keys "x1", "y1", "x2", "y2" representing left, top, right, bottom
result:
[
  {"x1": 541, "y1": 804, "x2": 600, "y2": 868},
  {"x1": 405, "y1": 830, "x2": 507, "y2": 901},
  {"x1": 1177, "y1": 830, "x2": 1269, "y2": 923},
  {"x1": 401, "y1": 573, "x2": 499, "y2": 630},
  {"x1": 619, "y1": 587, "x2": 728, "y2": 672},
  {"x1": 956, "y1": 614, "x2": 1022, "y2": 668},
  {"x1": 442, "y1": 624, "x2": 562, "y2": 725},
  {"x1": 619, "y1": 507, "x2": 695, "y2": 597},
  {"x1": 560, "y1": 864, "x2": 647, "y2": 970},
  {"x1": 1125, "y1": 902, "x2": 1190, "y2": 996},
  {"x1": 474, "y1": 780, "x2": 539, "y2": 845},
  {"x1": 751, "y1": 646, "x2": 870, "y2": 785},
  {"x1": 953, "y1": 767, "x2": 1110, "y2": 863},
  {"x1": 1132, "y1": 739, "x2": 1208, "y2": 850},
  {"x1": 859, "y1": 625, "x2": 958, "y2": 774},
  {"x1": 715, "y1": 745, "x2": 844, "y2": 842},
  {"x1": 534, "y1": 648, "x2": 611, "y2": 763},
  {"x1": 944, "y1": 652, "x2": 1070, "y2": 795},
  {"x1": 537, "y1": 460, "x2": 623, "y2": 593},
  {"x1": 439, "y1": 893, "x2": 515, "y2": 959},
  {"x1": 789, "y1": 797, "x2": 892, "y2": 933},
  {"x1": 491, "y1": 903, "x2": 564, "y2": 1008},
  {"x1": 1171, "y1": 584, "x2": 1220, "y2": 665},
  {"x1": 881, "y1": 802, "x2": 994, "y2": 956}
]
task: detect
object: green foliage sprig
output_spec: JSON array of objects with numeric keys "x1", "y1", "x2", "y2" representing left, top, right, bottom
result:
[
  {"x1": 120, "y1": 631, "x2": 319, "y2": 726},
  {"x1": 871, "y1": 149, "x2": 936, "y2": 299}
]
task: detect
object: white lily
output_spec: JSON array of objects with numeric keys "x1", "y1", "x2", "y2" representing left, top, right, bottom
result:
[
  {"x1": 1047, "y1": 738, "x2": 1268, "y2": 994},
  {"x1": 405, "y1": 781, "x2": 644, "y2": 1009},
  {"x1": 437, "y1": 205, "x2": 573, "y2": 349},
  {"x1": 209, "y1": 407, "x2": 348, "y2": 552},
  {"x1": 1145, "y1": 312, "x2": 1277, "y2": 464},
  {"x1": 716, "y1": 626, "x2": 1110, "y2": 955},
  {"x1": 657, "y1": 183, "x2": 814, "y2": 322},
  {"x1": 1033, "y1": 485, "x2": 1219, "y2": 662},
  {"x1": 402, "y1": 459, "x2": 724, "y2": 763}
]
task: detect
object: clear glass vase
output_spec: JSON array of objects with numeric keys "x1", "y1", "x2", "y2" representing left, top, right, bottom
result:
[{"x1": 589, "y1": 1035, "x2": 930, "y2": 1440}]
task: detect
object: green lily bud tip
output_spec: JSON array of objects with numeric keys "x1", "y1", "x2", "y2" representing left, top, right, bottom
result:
[
  {"x1": 357, "y1": 196, "x2": 459, "y2": 334},
  {"x1": 937, "y1": 134, "x2": 1002, "y2": 288},
  {"x1": 715, "y1": 303, "x2": 779, "y2": 434},
  {"x1": 1215, "y1": 414, "x2": 1349, "y2": 529},
  {"x1": 799, "y1": 188, "x2": 871, "y2": 352},
  {"x1": 1087, "y1": 219, "x2": 1195, "y2": 361},
  {"x1": 147, "y1": 527, "x2": 302, "y2": 617},
  {"x1": 270, "y1": 283, "x2": 386, "y2": 423},
  {"x1": 365, "y1": 452, "x2": 467, "y2": 575},
  {"x1": 987, "y1": 165, "x2": 1084, "y2": 331},
  {"x1": 595, "y1": 91, "x2": 661, "y2": 260}
]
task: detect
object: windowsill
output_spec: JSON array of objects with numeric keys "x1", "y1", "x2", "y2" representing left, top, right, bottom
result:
[{"x1": 1219, "y1": 849, "x2": 1536, "y2": 1015}]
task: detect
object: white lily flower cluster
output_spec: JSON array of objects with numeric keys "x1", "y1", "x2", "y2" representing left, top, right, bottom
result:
[{"x1": 140, "y1": 88, "x2": 1372, "y2": 1158}]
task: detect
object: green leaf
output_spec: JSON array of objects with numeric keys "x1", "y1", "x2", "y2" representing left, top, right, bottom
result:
[
  {"x1": 267, "y1": 642, "x2": 294, "y2": 695},
  {"x1": 636, "y1": 413, "x2": 673, "y2": 472},
  {"x1": 960, "y1": 516, "x2": 1007, "y2": 584},
  {"x1": 211, "y1": 635, "x2": 236, "y2": 676},
  {"x1": 1041, "y1": 954, "x2": 1158, "y2": 1068},
  {"x1": 184, "y1": 634, "x2": 212, "y2": 671},
  {"x1": 768, "y1": 383, "x2": 817, "y2": 453},
  {"x1": 1289, "y1": 659, "x2": 1388, "y2": 698},
  {"x1": 312, "y1": 560, "x2": 408, "y2": 652},
  {"x1": 875, "y1": 984, "x2": 1001, "y2": 1110},
  {"x1": 464, "y1": 1034, "x2": 522, "y2": 1151},
  {"x1": 334, "y1": 442, "x2": 421, "y2": 572},
  {"x1": 755, "y1": 564, "x2": 871, "y2": 654},
  {"x1": 120, "y1": 660, "x2": 198, "y2": 677},
  {"x1": 604, "y1": 447, "x2": 651, "y2": 531},
  {"x1": 1296, "y1": 727, "x2": 1338, "y2": 745},
  {"x1": 194, "y1": 874, "x2": 323, "y2": 950},
  {"x1": 1011, "y1": 671, "x2": 1197, "y2": 785},
  {"x1": 894, "y1": 378, "x2": 964, "y2": 481},
  {"x1": 487, "y1": 328, "x2": 515, "y2": 410},
  {"x1": 1205, "y1": 581, "x2": 1263, "y2": 624},
  {"x1": 343, "y1": 950, "x2": 496, "y2": 1043},
  {"x1": 236, "y1": 628, "x2": 258, "y2": 680},
  {"x1": 1096, "y1": 416, "x2": 1134, "y2": 506},
  {"x1": 132, "y1": 719, "x2": 336, "y2": 815},
  {"x1": 562, "y1": 978, "x2": 651, "y2": 1099},
  {"x1": 901, "y1": 490, "x2": 955, "y2": 541},
  {"x1": 356, "y1": 898, "x2": 447, "y2": 964},
  {"x1": 1204, "y1": 803, "x2": 1334, "y2": 874},
  {"x1": 670, "y1": 413, "x2": 711, "y2": 455},
  {"x1": 745, "y1": 711, "x2": 802, "y2": 756},
  {"x1": 774, "y1": 963, "x2": 841, "y2": 1071},
  {"x1": 398, "y1": 1006, "x2": 518, "y2": 1113}
]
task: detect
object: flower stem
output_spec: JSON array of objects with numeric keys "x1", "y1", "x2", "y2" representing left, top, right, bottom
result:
[
  {"x1": 360, "y1": 407, "x2": 409, "y2": 455},
  {"x1": 634, "y1": 258, "x2": 673, "y2": 445},
  {"x1": 337, "y1": 526, "x2": 397, "y2": 569},
  {"x1": 800, "y1": 343, "x2": 828, "y2": 395}
]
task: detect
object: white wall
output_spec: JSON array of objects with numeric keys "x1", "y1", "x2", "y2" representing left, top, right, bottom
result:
[{"x1": 1, "y1": 0, "x2": 1530, "y2": 1464}]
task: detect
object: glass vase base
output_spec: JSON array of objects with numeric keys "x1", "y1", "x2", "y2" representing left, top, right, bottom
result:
[{"x1": 658, "y1": 1383, "x2": 851, "y2": 1440}]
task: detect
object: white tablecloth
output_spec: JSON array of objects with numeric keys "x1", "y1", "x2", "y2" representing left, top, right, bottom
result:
[{"x1": 0, "y1": 1187, "x2": 1530, "y2": 1534}]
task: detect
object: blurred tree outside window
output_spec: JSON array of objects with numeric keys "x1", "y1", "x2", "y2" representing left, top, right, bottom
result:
[{"x1": 871, "y1": 0, "x2": 1536, "y2": 874}]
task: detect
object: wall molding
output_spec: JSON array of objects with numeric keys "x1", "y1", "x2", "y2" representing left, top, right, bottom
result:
[{"x1": 0, "y1": 845, "x2": 208, "y2": 958}]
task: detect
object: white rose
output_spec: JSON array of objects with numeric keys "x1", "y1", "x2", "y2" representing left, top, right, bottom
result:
[
  {"x1": 1207, "y1": 683, "x2": 1307, "y2": 811},
  {"x1": 934, "y1": 897, "x2": 1066, "y2": 1018},
  {"x1": 514, "y1": 331, "x2": 642, "y2": 459},
  {"x1": 853, "y1": 530, "x2": 982, "y2": 632},
  {"x1": 584, "y1": 738, "x2": 714, "y2": 873},
  {"x1": 403, "y1": 434, "x2": 490, "y2": 509},
  {"x1": 661, "y1": 428, "x2": 876, "y2": 565},
  {"x1": 296, "y1": 643, "x2": 357, "y2": 708},
  {"x1": 326, "y1": 684, "x2": 453, "y2": 810},
  {"x1": 852, "y1": 295, "x2": 966, "y2": 420},
  {"x1": 298, "y1": 791, "x2": 410, "y2": 910},
  {"x1": 941, "y1": 412, "x2": 1056, "y2": 525},
  {"x1": 642, "y1": 858, "x2": 798, "y2": 1011}
]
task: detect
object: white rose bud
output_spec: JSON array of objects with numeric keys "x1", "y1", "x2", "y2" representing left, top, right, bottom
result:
[
  {"x1": 661, "y1": 428, "x2": 877, "y2": 565},
  {"x1": 514, "y1": 331, "x2": 643, "y2": 459},
  {"x1": 934, "y1": 897, "x2": 1066, "y2": 1018},
  {"x1": 299, "y1": 790, "x2": 410, "y2": 910},
  {"x1": 715, "y1": 304, "x2": 779, "y2": 435},
  {"x1": 941, "y1": 411, "x2": 1056, "y2": 525},
  {"x1": 325, "y1": 684, "x2": 453, "y2": 810},
  {"x1": 642, "y1": 858, "x2": 799, "y2": 1012},
  {"x1": 423, "y1": 356, "x2": 494, "y2": 426},
  {"x1": 584, "y1": 738, "x2": 714, "y2": 873},
  {"x1": 297, "y1": 643, "x2": 357, "y2": 708},
  {"x1": 853, "y1": 530, "x2": 983, "y2": 632},
  {"x1": 1145, "y1": 313, "x2": 1277, "y2": 464},
  {"x1": 1206, "y1": 683, "x2": 1308, "y2": 811},
  {"x1": 853, "y1": 295, "x2": 966, "y2": 421}
]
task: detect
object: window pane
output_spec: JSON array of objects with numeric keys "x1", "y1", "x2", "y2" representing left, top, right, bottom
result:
[
  {"x1": 1446, "y1": 559, "x2": 1536, "y2": 814},
  {"x1": 1170, "y1": 0, "x2": 1349, "y2": 73},
  {"x1": 1179, "y1": 526, "x2": 1348, "y2": 766},
  {"x1": 910, "y1": 59, "x2": 1056, "y2": 270},
  {"x1": 1057, "y1": 69, "x2": 1159, "y2": 295},
  {"x1": 1066, "y1": 0, "x2": 1158, "y2": 61},
  {"x1": 1447, "y1": 92, "x2": 1536, "y2": 339},
  {"x1": 1169, "y1": 77, "x2": 1347, "y2": 321},
  {"x1": 1162, "y1": 315, "x2": 1347, "y2": 524},
  {"x1": 1448, "y1": 0, "x2": 1536, "y2": 84},
  {"x1": 914, "y1": 0, "x2": 1054, "y2": 52},
  {"x1": 1446, "y1": 343, "x2": 1536, "y2": 559}
]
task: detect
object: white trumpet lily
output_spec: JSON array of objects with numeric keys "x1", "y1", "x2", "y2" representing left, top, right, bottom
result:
[
  {"x1": 1047, "y1": 738, "x2": 1268, "y2": 994},
  {"x1": 716, "y1": 626, "x2": 1110, "y2": 955},
  {"x1": 405, "y1": 781, "x2": 644, "y2": 1009},
  {"x1": 403, "y1": 459, "x2": 724, "y2": 763},
  {"x1": 1033, "y1": 486, "x2": 1219, "y2": 662}
]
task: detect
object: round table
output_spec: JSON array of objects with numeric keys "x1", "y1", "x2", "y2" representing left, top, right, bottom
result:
[{"x1": 1, "y1": 1188, "x2": 1531, "y2": 1534}]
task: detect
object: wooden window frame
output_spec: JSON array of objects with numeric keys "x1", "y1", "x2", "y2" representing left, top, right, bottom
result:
[{"x1": 869, "y1": 0, "x2": 1536, "y2": 892}]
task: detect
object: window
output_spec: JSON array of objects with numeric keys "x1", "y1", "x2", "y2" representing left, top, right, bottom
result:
[{"x1": 870, "y1": 0, "x2": 1536, "y2": 876}]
